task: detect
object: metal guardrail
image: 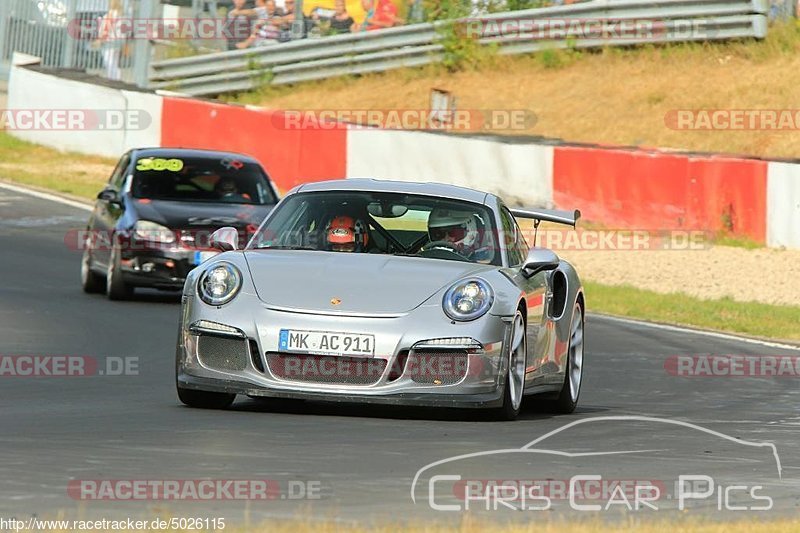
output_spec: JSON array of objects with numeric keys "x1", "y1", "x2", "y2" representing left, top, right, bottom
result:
[{"x1": 150, "y1": 0, "x2": 769, "y2": 96}]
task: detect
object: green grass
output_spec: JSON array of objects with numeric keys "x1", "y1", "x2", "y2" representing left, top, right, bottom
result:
[
  {"x1": 585, "y1": 281, "x2": 800, "y2": 342},
  {"x1": 0, "y1": 131, "x2": 115, "y2": 200}
]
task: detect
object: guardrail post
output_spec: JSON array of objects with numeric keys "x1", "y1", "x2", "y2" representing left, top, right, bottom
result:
[
  {"x1": 62, "y1": 0, "x2": 77, "y2": 69},
  {"x1": 292, "y1": 0, "x2": 305, "y2": 40},
  {"x1": 0, "y1": 0, "x2": 10, "y2": 79},
  {"x1": 133, "y1": 0, "x2": 156, "y2": 87}
]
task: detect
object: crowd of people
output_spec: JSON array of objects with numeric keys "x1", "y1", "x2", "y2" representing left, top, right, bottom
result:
[{"x1": 226, "y1": 0, "x2": 404, "y2": 50}]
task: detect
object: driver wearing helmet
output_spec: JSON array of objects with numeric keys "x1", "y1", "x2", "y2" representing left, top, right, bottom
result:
[
  {"x1": 325, "y1": 215, "x2": 369, "y2": 253},
  {"x1": 427, "y1": 208, "x2": 479, "y2": 255},
  {"x1": 427, "y1": 208, "x2": 493, "y2": 262}
]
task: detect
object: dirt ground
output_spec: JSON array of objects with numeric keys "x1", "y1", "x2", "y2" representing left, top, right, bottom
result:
[{"x1": 559, "y1": 246, "x2": 800, "y2": 306}]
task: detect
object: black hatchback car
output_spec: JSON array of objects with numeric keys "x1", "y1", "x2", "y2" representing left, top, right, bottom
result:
[{"x1": 81, "y1": 148, "x2": 278, "y2": 299}]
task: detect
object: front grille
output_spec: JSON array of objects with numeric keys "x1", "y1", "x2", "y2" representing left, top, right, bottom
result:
[
  {"x1": 249, "y1": 339, "x2": 265, "y2": 373},
  {"x1": 265, "y1": 353, "x2": 386, "y2": 385},
  {"x1": 197, "y1": 335, "x2": 248, "y2": 372},
  {"x1": 405, "y1": 350, "x2": 469, "y2": 385}
]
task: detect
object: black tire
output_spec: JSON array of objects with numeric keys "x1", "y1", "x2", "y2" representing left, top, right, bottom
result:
[
  {"x1": 493, "y1": 310, "x2": 527, "y2": 421},
  {"x1": 106, "y1": 243, "x2": 133, "y2": 300},
  {"x1": 177, "y1": 387, "x2": 236, "y2": 409},
  {"x1": 80, "y1": 245, "x2": 105, "y2": 294},
  {"x1": 552, "y1": 303, "x2": 584, "y2": 414}
]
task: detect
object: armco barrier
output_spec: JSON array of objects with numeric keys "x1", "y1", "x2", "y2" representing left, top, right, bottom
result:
[
  {"x1": 552, "y1": 145, "x2": 768, "y2": 243},
  {"x1": 160, "y1": 97, "x2": 347, "y2": 193},
  {"x1": 150, "y1": 0, "x2": 769, "y2": 97}
]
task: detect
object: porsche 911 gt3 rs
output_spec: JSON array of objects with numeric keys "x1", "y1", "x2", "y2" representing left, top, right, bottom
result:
[{"x1": 176, "y1": 179, "x2": 584, "y2": 420}]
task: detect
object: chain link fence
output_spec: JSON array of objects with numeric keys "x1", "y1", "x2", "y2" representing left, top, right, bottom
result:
[{"x1": 0, "y1": 0, "x2": 157, "y2": 86}]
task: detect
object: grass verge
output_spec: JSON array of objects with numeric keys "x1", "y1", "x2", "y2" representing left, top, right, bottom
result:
[
  {"x1": 0, "y1": 131, "x2": 114, "y2": 200},
  {"x1": 585, "y1": 281, "x2": 800, "y2": 342}
]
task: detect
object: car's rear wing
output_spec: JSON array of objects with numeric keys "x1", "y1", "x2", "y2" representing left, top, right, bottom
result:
[{"x1": 510, "y1": 207, "x2": 581, "y2": 228}]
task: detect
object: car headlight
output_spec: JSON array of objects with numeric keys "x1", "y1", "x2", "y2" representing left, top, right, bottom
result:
[
  {"x1": 443, "y1": 279, "x2": 494, "y2": 321},
  {"x1": 134, "y1": 220, "x2": 176, "y2": 244},
  {"x1": 198, "y1": 262, "x2": 242, "y2": 306}
]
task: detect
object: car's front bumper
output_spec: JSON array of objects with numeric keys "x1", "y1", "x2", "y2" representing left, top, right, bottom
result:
[
  {"x1": 119, "y1": 242, "x2": 217, "y2": 290},
  {"x1": 177, "y1": 374, "x2": 505, "y2": 408},
  {"x1": 176, "y1": 288, "x2": 512, "y2": 409}
]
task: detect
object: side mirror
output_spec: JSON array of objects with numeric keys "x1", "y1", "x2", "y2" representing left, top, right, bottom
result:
[
  {"x1": 521, "y1": 248, "x2": 560, "y2": 278},
  {"x1": 210, "y1": 227, "x2": 239, "y2": 252},
  {"x1": 97, "y1": 188, "x2": 121, "y2": 205}
]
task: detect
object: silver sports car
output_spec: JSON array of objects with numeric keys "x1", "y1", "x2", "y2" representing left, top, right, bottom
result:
[{"x1": 176, "y1": 179, "x2": 584, "y2": 420}]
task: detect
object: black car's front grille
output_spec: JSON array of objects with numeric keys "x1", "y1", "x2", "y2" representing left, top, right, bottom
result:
[
  {"x1": 265, "y1": 353, "x2": 386, "y2": 386},
  {"x1": 197, "y1": 335, "x2": 248, "y2": 372},
  {"x1": 404, "y1": 350, "x2": 469, "y2": 385}
]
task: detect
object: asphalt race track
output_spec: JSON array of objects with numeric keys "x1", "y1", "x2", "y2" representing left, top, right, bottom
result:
[{"x1": 2, "y1": 185, "x2": 800, "y2": 524}]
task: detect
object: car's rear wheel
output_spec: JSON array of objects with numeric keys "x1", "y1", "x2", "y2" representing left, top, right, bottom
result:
[
  {"x1": 80, "y1": 242, "x2": 105, "y2": 294},
  {"x1": 177, "y1": 387, "x2": 236, "y2": 409},
  {"x1": 494, "y1": 310, "x2": 527, "y2": 421},
  {"x1": 106, "y1": 243, "x2": 133, "y2": 300},
  {"x1": 552, "y1": 302, "x2": 584, "y2": 414}
]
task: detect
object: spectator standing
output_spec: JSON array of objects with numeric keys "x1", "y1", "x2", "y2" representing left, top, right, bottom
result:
[
  {"x1": 353, "y1": 0, "x2": 401, "y2": 32},
  {"x1": 237, "y1": 0, "x2": 282, "y2": 48},
  {"x1": 225, "y1": 0, "x2": 255, "y2": 50},
  {"x1": 272, "y1": 0, "x2": 297, "y2": 41},
  {"x1": 311, "y1": 0, "x2": 355, "y2": 35},
  {"x1": 329, "y1": 0, "x2": 356, "y2": 34},
  {"x1": 95, "y1": 0, "x2": 125, "y2": 80}
]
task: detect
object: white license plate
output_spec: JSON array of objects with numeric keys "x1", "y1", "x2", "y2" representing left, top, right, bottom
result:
[
  {"x1": 193, "y1": 251, "x2": 218, "y2": 265},
  {"x1": 279, "y1": 329, "x2": 375, "y2": 357}
]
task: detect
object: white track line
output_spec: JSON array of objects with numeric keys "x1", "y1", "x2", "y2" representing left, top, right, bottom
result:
[
  {"x1": 0, "y1": 181, "x2": 92, "y2": 212},
  {"x1": 593, "y1": 314, "x2": 800, "y2": 351}
]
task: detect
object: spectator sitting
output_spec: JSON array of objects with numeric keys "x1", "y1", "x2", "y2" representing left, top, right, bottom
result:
[
  {"x1": 311, "y1": 0, "x2": 355, "y2": 35},
  {"x1": 225, "y1": 0, "x2": 255, "y2": 50},
  {"x1": 237, "y1": 0, "x2": 282, "y2": 48},
  {"x1": 352, "y1": 0, "x2": 402, "y2": 32}
]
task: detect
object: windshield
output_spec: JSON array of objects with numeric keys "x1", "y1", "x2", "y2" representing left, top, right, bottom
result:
[
  {"x1": 131, "y1": 156, "x2": 276, "y2": 205},
  {"x1": 249, "y1": 191, "x2": 501, "y2": 265}
]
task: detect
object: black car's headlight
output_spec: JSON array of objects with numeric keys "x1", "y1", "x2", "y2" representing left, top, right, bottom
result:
[
  {"x1": 134, "y1": 220, "x2": 176, "y2": 244},
  {"x1": 198, "y1": 262, "x2": 242, "y2": 306},
  {"x1": 443, "y1": 279, "x2": 494, "y2": 321}
]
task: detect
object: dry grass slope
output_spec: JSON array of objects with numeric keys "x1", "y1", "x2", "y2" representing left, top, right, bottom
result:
[{"x1": 234, "y1": 22, "x2": 800, "y2": 159}]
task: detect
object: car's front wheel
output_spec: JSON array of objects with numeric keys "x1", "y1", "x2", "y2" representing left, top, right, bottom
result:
[
  {"x1": 106, "y1": 243, "x2": 133, "y2": 300},
  {"x1": 494, "y1": 310, "x2": 527, "y2": 421},
  {"x1": 80, "y1": 243, "x2": 105, "y2": 294},
  {"x1": 177, "y1": 387, "x2": 236, "y2": 409},
  {"x1": 552, "y1": 302, "x2": 584, "y2": 414}
]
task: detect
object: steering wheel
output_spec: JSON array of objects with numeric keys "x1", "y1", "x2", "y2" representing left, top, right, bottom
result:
[{"x1": 420, "y1": 240, "x2": 470, "y2": 261}]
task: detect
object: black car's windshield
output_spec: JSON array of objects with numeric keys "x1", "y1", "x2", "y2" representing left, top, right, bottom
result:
[
  {"x1": 131, "y1": 155, "x2": 276, "y2": 205},
  {"x1": 249, "y1": 191, "x2": 501, "y2": 266}
]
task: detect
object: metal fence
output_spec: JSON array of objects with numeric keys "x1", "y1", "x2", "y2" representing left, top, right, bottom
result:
[
  {"x1": 769, "y1": 0, "x2": 797, "y2": 19},
  {"x1": 0, "y1": 0, "x2": 157, "y2": 86},
  {"x1": 150, "y1": 0, "x2": 772, "y2": 97}
]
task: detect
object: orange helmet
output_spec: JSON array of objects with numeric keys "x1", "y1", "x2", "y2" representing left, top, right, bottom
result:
[{"x1": 326, "y1": 215, "x2": 369, "y2": 252}]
